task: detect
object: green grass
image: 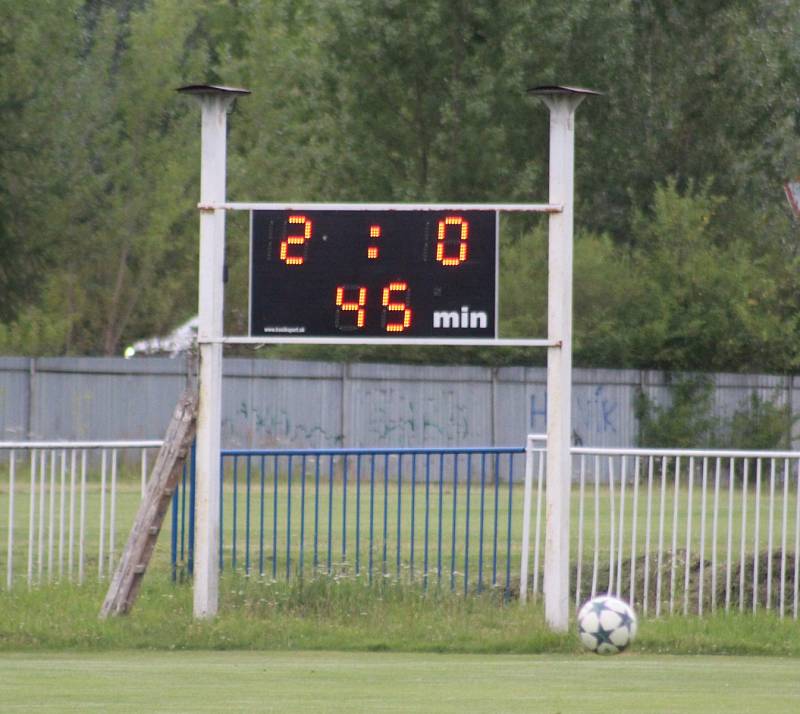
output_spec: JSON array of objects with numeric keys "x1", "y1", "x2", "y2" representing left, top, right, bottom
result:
[
  {"x1": 1, "y1": 577, "x2": 799, "y2": 712},
  {"x1": 1, "y1": 650, "x2": 798, "y2": 713},
  {"x1": 1, "y1": 577, "x2": 799, "y2": 657},
  {"x1": 2, "y1": 458, "x2": 798, "y2": 711}
]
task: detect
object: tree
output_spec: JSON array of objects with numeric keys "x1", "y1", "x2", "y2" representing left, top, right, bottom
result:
[
  {"x1": 1, "y1": 1, "x2": 213, "y2": 355},
  {"x1": 2, "y1": 0, "x2": 800, "y2": 372},
  {"x1": 0, "y1": 0, "x2": 84, "y2": 323}
]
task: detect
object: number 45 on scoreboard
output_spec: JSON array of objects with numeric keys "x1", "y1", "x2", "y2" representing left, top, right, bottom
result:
[{"x1": 249, "y1": 208, "x2": 498, "y2": 340}]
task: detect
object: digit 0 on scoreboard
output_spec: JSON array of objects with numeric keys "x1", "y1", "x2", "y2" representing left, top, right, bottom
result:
[{"x1": 249, "y1": 209, "x2": 497, "y2": 339}]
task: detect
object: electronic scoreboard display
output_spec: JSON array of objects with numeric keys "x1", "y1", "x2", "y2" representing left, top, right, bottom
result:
[{"x1": 249, "y1": 209, "x2": 498, "y2": 339}]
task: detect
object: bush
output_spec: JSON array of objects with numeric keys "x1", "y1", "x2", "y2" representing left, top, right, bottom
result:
[
  {"x1": 635, "y1": 375, "x2": 793, "y2": 450},
  {"x1": 635, "y1": 375, "x2": 717, "y2": 448}
]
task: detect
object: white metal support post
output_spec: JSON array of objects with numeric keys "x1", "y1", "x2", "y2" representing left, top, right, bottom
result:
[
  {"x1": 178, "y1": 84, "x2": 250, "y2": 618},
  {"x1": 519, "y1": 434, "x2": 537, "y2": 604},
  {"x1": 530, "y1": 86, "x2": 598, "y2": 631}
]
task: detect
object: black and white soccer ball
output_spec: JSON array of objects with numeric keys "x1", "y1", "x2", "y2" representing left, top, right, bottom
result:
[{"x1": 577, "y1": 595, "x2": 638, "y2": 654}]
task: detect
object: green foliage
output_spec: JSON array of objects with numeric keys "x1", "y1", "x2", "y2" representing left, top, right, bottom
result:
[
  {"x1": 636, "y1": 374, "x2": 793, "y2": 449},
  {"x1": 725, "y1": 392, "x2": 794, "y2": 451},
  {"x1": 0, "y1": 292, "x2": 76, "y2": 356},
  {"x1": 0, "y1": 0, "x2": 211, "y2": 355},
  {"x1": 310, "y1": 0, "x2": 546, "y2": 204},
  {"x1": 0, "y1": 0, "x2": 84, "y2": 323},
  {"x1": 570, "y1": 179, "x2": 796, "y2": 372},
  {"x1": 635, "y1": 375, "x2": 718, "y2": 448},
  {"x1": 625, "y1": 181, "x2": 797, "y2": 372},
  {"x1": 2, "y1": 0, "x2": 800, "y2": 369}
]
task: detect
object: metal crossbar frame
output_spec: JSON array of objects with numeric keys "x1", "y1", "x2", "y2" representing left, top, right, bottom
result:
[
  {"x1": 194, "y1": 201, "x2": 558, "y2": 349},
  {"x1": 200, "y1": 337, "x2": 555, "y2": 347},
  {"x1": 185, "y1": 87, "x2": 589, "y2": 628},
  {"x1": 198, "y1": 201, "x2": 563, "y2": 213}
]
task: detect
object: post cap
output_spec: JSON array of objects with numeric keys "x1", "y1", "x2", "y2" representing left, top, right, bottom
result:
[
  {"x1": 528, "y1": 85, "x2": 603, "y2": 97},
  {"x1": 176, "y1": 84, "x2": 251, "y2": 97}
]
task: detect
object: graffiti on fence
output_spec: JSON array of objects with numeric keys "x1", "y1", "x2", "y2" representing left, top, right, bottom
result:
[
  {"x1": 362, "y1": 387, "x2": 471, "y2": 446},
  {"x1": 222, "y1": 391, "x2": 473, "y2": 448},
  {"x1": 222, "y1": 402, "x2": 343, "y2": 448},
  {"x1": 530, "y1": 386, "x2": 620, "y2": 444}
]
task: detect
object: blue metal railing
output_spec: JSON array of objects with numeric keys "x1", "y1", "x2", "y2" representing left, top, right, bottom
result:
[
  {"x1": 171, "y1": 444, "x2": 196, "y2": 581},
  {"x1": 172, "y1": 446, "x2": 526, "y2": 594}
]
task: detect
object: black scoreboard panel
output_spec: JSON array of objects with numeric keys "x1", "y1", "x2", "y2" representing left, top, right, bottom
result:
[{"x1": 249, "y1": 209, "x2": 497, "y2": 339}]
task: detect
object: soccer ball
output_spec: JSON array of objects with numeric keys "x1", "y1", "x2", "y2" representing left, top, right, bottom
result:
[{"x1": 577, "y1": 595, "x2": 637, "y2": 654}]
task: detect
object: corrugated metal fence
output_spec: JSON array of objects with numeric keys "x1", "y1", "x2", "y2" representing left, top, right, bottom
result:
[{"x1": 2, "y1": 356, "x2": 799, "y2": 449}]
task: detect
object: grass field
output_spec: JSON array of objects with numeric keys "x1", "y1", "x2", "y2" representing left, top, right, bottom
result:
[
  {"x1": 1, "y1": 574, "x2": 799, "y2": 712},
  {"x1": 2, "y1": 650, "x2": 798, "y2": 713},
  {"x1": 1, "y1": 577, "x2": 798, "y2": 655}
]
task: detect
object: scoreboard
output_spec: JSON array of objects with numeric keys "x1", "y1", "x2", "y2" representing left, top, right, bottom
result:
[{"x1": 249, "y1": 209, "x2": 498, "y2": 339}]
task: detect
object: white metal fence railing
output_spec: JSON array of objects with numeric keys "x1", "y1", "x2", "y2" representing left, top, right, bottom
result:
[
  {"x1": 521, "y1": 443, "x2": 800, "y2": 619},
  {"x1": 4, "y1": 438, "x2": 799, "y2": 622},
  {"x1": 0, "y1": 442, "x2": 162, "y2": 589}
]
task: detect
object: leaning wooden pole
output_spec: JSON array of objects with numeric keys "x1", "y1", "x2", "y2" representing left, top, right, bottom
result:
[{"x1": 100, "y1": 387, "x2": 198, "y2": 617}]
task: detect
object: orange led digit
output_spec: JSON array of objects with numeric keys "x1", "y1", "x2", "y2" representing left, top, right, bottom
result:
[
  {"x1": 335, "y1": 285, "x2": 367, "y2": 329},
  {"x1": 381, "y1": 281, "x2": 412, "y2": 333},
  {"x1": 435, "y1": 216, "x2": 469, "y2": 266},
  {"x1": 367, "y1": 225, "x2": 381, "y2": 259},
  {"x1": 280, "y1": 215, "x2": 312, "y2": 265}
]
